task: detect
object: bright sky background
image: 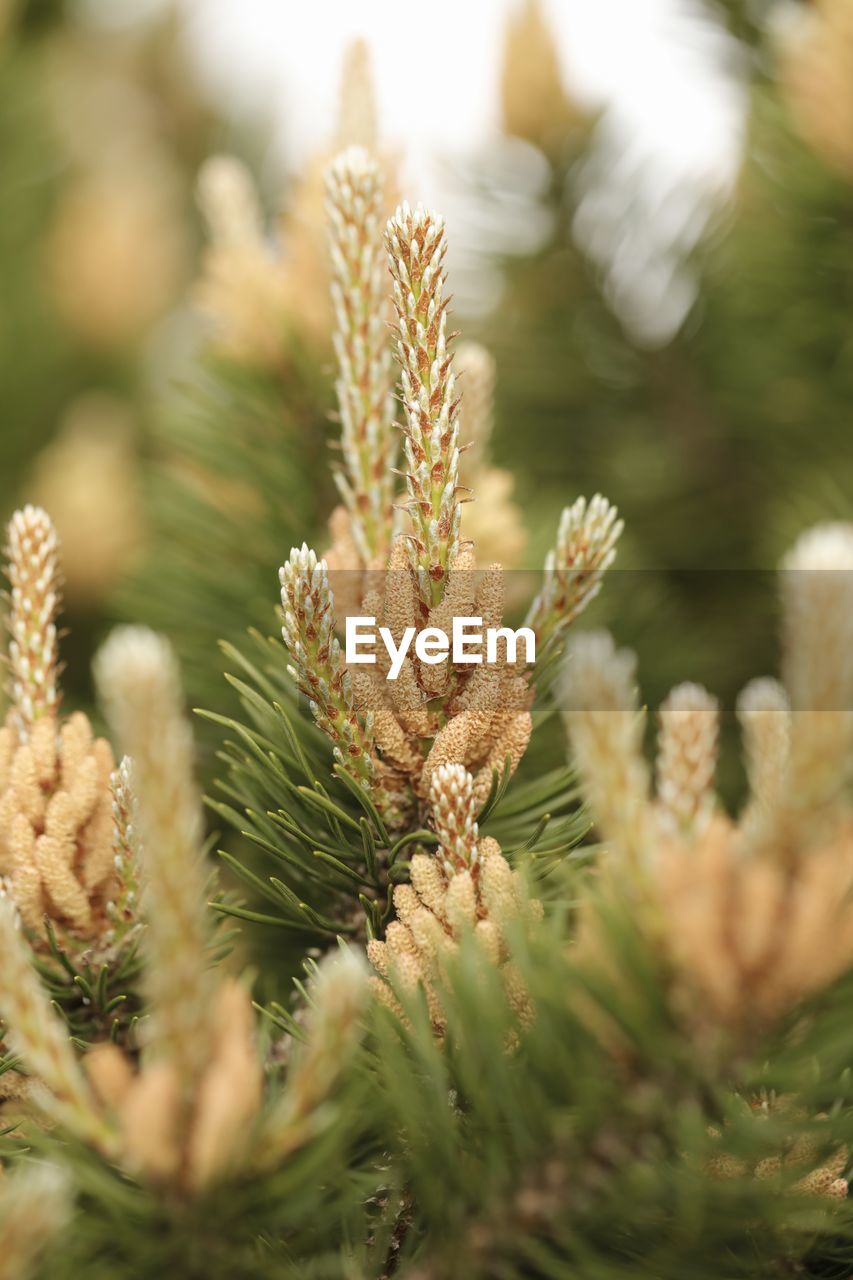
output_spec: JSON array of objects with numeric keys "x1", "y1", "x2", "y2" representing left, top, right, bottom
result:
[
  {"x1": 179, "y1": 0, "x2": 741, "y2": 186},
  {"x1": 85, "y1": 0, "x2": 746, "y2": 340},
  {"x1": 173, "y1": 0, "x2": 745, "y2": 339}
]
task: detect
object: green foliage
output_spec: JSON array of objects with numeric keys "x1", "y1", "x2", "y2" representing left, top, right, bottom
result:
[
  {"x1": 122, "y1": 354, "x2": 333, "y2": 756},
  {"x1": 33, "y1": 921, "x2": 143, "y2": 1046}
]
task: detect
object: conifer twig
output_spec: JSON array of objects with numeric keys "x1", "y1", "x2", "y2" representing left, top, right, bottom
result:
[
  {"x1": 386, "y1": 203, "x2": 462, "y2": 608},
  {"x1": 526, "y1": 494, "x2": 623, "y2": 648},
  {"x1": 279, "y1": 545, "x2": 375, "y2": 784}
]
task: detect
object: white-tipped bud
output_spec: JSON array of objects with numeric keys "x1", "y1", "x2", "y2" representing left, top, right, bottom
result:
[
  {"x1": 94, "y1": 626, "x2": 214, "y2": 1093},
  {"x1": 279, "y1": 545, "x2": 375, "y2": 784},
  {"x1": 656, "y1": 682, "x2": 719, "y2": 840},
  {"x1": 325, "y1": 146, "x2": 396, "y2": 561},
  {"x1": 558, "y1": 630, "x2": 650, "y2": 865},
  {"x1": 780, "y1": 522, "x2": 853, "y2": 816},
  {"x1": 430, "y1": 762, "x2": 480, "y2": 873},
  {"x1": 260, "y1": 948, "x2": 368, "y2": 1161},
  {"x1": 527, "y1": 494, "x2": 623, "y2": 647},
  {"x1": 386, "y1": 202, "x2": 461, "y2": 608},
  {"x1": 196, "y1": 155, "x2": 262, "y2": 246},
  {"x1": 737, "y1": 677, "x2": 790, "y2": 828},
  {"x1": 4, "y1": 505, "x2": 62, "y2": 740}
]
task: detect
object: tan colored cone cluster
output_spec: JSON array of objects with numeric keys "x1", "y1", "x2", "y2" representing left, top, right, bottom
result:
[
  {"x1": 368, "y1": 763, "x2": 541, "y2": 1034},
  {"x1": 0, "y1": 625, "x2": 371, "y2": 1196},
  {"x1": 321, "y1": 493, "x2": 619, "y2": 833},
  {"x1": 0, "y1": 712, "x2": 115, "y2": 936},
  {"x1": 707, "y1": 1097, "x2": 848, "y2": 1201},
  {"x1": 0, "y1": 508, "x2": 126, "y2": 944},
  {"x1": 352, "y1": 547, "x2": 535, "y2": 826},
  {"x1": 659, "y1": 815, "x2": 853, "y2": 1025},
  {"x1": 86, "y1": 978, "x2": 263, "y2": 1191},
  {"x1": 0, "y1": 871, "x2": 367, "y2": 1195},
  {"x1": 560, "y1": 520, "x2": 853, "y2": 1032},
  {"x1": 781, "y1": 0, "x2": 853, "y2": 180}
]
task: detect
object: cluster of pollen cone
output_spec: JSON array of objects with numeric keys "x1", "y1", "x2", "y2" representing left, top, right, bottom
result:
[
  {"x1": 276, "y1": 140, "x2": 622, "y2": 1015},
  {"x1": 0, "y1": 506, "x2": 136, "y2": 951},
  {"x1": 562, "y1": 522, "x2": 853, "y2": 1039}
]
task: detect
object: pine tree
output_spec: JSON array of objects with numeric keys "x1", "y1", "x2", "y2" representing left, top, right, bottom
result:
[{"x1": 1, "y1": 5, "x2": 853, "y2": 1279}]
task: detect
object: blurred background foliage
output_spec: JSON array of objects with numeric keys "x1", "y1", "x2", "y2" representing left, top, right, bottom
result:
[{"x1": 0, "y1": 0, "x2": 851, "y2": 803}]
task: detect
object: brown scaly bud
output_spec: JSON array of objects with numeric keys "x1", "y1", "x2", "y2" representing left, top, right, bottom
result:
[
  {"x1": 526, "y1": 494, "x2": 623, "y2": 649},
  {"x1": 4, "y1": 506, "x2": 62, "y2": 741},
  {"x1": 326, "y1": 147, "x2": 397, "y2": 562},
  {"x1": 279, "y1": 544, "x2": 375, "y2": 786},
  {"x1": 386, "y1": 202, "x2": 462, "y2": 609}
]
